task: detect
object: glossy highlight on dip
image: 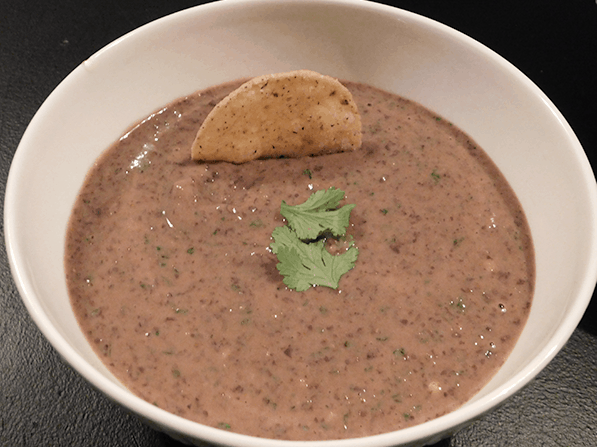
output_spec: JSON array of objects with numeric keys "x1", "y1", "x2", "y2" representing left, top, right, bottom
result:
[{"x1": 65, "y1": 80, "x2": 534, "y2": 440}]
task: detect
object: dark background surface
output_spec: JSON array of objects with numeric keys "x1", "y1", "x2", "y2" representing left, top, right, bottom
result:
[{"x1": 1, "y1": 1, "x2": 596, "y2": 446}]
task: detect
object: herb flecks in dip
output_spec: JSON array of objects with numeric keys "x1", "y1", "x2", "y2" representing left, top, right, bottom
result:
[{"x1": 66, "y1": 80, "x2": 534, "y2": 440}]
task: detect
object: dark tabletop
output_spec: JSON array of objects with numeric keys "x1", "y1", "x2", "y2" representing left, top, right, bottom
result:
[{"x1": 1, "y1": 1, "x2": 596, "y2": 446}]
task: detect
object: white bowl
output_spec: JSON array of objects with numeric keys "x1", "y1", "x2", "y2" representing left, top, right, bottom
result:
[{"x1": 5, "y1": 1, "x2": 597, "y2": 446}]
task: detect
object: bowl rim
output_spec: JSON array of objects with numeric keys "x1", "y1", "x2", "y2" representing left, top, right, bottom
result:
[{"x1": 5, "y1": 0, "x2": 597, "y2": 445}]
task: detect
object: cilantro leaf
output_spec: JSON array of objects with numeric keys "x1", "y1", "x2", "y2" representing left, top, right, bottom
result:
[
  {"x1": 271, "y1": 226, "x2": 359, "y2": 291},
  {"x1": 280, "y1": 187, "x2": 355, "y2": 240},
  {"x1": 270, "y1": 188, "x2": 359, "y2": 292}
]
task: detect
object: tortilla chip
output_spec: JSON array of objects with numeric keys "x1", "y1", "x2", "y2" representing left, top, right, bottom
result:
[{"x1": 191, "y1": 70, "x2": 362, "y2": 163}]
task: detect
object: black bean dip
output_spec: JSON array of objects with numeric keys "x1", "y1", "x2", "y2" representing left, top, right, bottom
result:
[{"x1": 65, "y1": 80, "x2": 534, "y2": 440}]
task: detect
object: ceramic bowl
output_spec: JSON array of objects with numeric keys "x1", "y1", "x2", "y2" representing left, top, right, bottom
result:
[{"x1": 5, "y1": 0, "x2": 597, "y2": 446}]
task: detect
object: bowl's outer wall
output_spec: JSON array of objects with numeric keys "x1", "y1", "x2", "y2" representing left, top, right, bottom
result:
[{"x1": 5, "y1": 1, "x2": 597, "y2": 446}]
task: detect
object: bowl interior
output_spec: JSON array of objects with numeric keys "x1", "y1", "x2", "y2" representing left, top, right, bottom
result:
[{"x1": 6, "y1": 1, "x2": 597, "y2": 445}]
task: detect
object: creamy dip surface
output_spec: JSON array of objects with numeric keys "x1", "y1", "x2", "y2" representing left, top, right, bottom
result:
[{"x1": 66, "y1": 80, "x2": 534, "y2": 440}]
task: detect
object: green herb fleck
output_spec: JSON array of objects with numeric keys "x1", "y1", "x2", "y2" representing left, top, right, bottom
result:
[
  {"x1": 453, "y1": 237, "x2": 464, "y2": 247},
  {"x1": 187, "y1": 247, "x2": 195, "y2": 254},
  {"x1": 450, "y1": 296, "x2": 466, "y2": 313},
  {"x1": 218, "y1": 422, "x2": 231, "y2": 430},
  {"x1": 431, "y1": 170, "x2": 441, "y2": 183},
  {"x1": 264, "y1": 397, "x2": 277, "y2": 410},
  {"x1": 393, "y1": 348, "x2": 407, "y2": 357},
  {"x1": 303, "y1": 168, "x2": 312, "y2": 179}
]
